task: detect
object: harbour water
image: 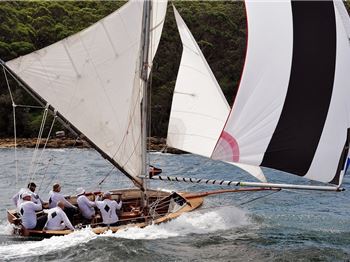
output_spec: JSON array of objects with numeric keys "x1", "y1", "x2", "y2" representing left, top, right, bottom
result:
[{"x1": 0, "y1": 148, "x2": 349, "y2": 261}]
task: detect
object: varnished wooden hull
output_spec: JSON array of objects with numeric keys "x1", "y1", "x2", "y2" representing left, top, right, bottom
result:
[{"x1": 7, "y1": 189, "x2": 204, "y2": 238}]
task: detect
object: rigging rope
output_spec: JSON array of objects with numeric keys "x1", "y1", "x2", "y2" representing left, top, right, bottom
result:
[
  {"x1": 238, "y1": 189, "x2": 281, "y2": 206},
  {"x1": 15, "y1": 104, "x2": 45, "y2": 109},
  {"x1": 98, "y1": 166, "x2": 116, "y2": 188},
  {"x1": 12, "y1": 105, "x2": 18, "y2": 185},
  {"x1": 195, "y1": 189, "x2": 282, "y2": 213},
  {"x1": 27, "y1": 104, "x2": 49, "y2": 185},
  {"x1": 2, "y1": 65, "x2": 19, "y2": 185},
  {"x1": 31, "y1": 113, "x2": 57, "y2": 181},
  {"x1": 39, "y1": 135, "x2": 83, "y2": 195},
  {"x1": 37, "y1": 157, "x2": 54, "y2": 194}
]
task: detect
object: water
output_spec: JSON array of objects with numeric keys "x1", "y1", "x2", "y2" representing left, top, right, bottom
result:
[{"x1": 0, "y1": 148, "x2": 349, "y2": 261}]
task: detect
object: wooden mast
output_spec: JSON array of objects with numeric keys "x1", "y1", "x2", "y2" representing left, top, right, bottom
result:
[{"x1": 140, "y1": 0, "x2": 152, "y2": 208}]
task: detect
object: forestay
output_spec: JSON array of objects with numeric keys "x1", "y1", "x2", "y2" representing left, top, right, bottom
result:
[
  {"x1": 167, "y1": 6, "x2": 266, "y2": 182},
  {"x1": 212, "y1": 1, "x2": 350, "y2": 186},
  {"x1": 6, "y1": 0, "x2": 168, "y2": 186}
]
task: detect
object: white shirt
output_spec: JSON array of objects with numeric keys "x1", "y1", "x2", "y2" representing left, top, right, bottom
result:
[
  {"x1": 18, "y1": 200, "x2": 42, "y2": 229},
  {"x1": 77, "y1": 195, "x2": 96, "y2": 219},
  {"x1": 12, "y1": 188, "x2": 27, "y2": 207},
  {"x1": 13, "y1": 189, "x2": 42, "y2": 208},
  {"x1": 48, "y1": 190, "x2": 75, "y2": 209},
  {"x1": 29, "y1": 191, "x2": 42, "y2": 204},
  {"x1": 44, "y1": 206, "x2": 74, "y2": 230},
  {"x1": 95, "y1": 199, "x2": 122, "y2": 225}
]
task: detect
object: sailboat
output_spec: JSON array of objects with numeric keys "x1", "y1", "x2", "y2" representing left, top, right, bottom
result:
[{"x1": 3, "y1": 0, "x2": 350, "y2": 237}]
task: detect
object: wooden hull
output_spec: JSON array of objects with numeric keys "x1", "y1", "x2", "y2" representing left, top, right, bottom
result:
[{"x1": 7, "y1": 189, "x2": 204, "y2": 238}]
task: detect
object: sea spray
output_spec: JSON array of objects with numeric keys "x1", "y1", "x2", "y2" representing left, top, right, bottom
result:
[
  {"x1": 0, "y1": 206, "x2": 251, "y2": 259},
  {"x1": 101, "y1": 206, "x2": 251, "y2": 240},
  {"x1": 0, "y1": 228, "x2": 97, "y2": 260},
  {"x1": 0, "y1": 222, "x2": 14, "y2": 235}
]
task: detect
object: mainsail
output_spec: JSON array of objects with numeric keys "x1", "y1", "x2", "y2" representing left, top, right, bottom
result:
[
  {"x1": 5, "y1": 0, "x2": 168, "y2": 187},
  {"x1": 212, "y1": 1, "x2": 350, "y2": 186},
  {"x1": 167, "y1": 6, "x2": 266, "y2": 182}
]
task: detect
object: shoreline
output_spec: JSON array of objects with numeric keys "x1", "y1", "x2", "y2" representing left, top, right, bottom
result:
[
  {"x1": 0, "y1": 137, "x2": 89, "y2": 149},
  {"x1": 0, "y1": 137, "x2": 184, "y2": 154}
]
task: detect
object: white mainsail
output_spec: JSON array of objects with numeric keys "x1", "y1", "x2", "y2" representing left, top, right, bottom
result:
[
  {"x1": 6, "y1": 0, "x2": 168, "y2": 186},
  {"x1": 167, "y1": 6, "x2": 266, "y2": 183},
  {"x1": 212, "y1": 1, "x2": 350, "y2": 186}
]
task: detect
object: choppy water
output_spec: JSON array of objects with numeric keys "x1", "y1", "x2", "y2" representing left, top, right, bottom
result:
[{"x1": 0, "y1": 148, "x2": 349, "y2": 261}]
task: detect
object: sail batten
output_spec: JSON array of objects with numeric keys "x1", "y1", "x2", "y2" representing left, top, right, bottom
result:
[{"x1": 213, "y1": 0, "x2": 350, "y2": 186}]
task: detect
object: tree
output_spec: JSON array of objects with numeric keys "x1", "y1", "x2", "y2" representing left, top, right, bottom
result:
[{"x1": 0, "y1": 1, "x2": 247, "y2": 138}]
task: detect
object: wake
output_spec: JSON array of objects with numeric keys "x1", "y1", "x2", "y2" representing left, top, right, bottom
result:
[
  {"x1": 108, "y1": 206, "x2": 251, "y2": 239},
  {"x1": 0, "y1": 206, "x2": 251, "y2": 259}
]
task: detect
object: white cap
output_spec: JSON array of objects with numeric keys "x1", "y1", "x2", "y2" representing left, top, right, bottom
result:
[
  {"x1": 22, "y1": 192, "x2": 31, "y2": 199},
  {"x1": 103, "y1": 191, "x2": 111, "y2": 198},
  {"x1": 76, "y1": 187, "x2": 85, "y2": 196}
]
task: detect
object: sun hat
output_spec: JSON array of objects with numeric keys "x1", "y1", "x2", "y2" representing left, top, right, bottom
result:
[{"x1": 76, "y1": 187, "x2": 85, "y2": 196}]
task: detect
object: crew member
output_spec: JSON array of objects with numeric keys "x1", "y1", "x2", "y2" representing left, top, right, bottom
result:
[
  {"x1": 95, "y1": 192, "x2": 122, "y2": 227},
  {"x1": 44, "y1": 201, "x2": 74, "y2": 231},
  {"x1": 18, "y1": 193, "x2": 46, "y2": 230},
  {"x1": 76, "y1": 187, "x2": 96, "y2": 223},
  {"x1": 12, "y1": 182, "x2": 42, "y2": 207},
  {"x1": 48, "y1": 183, "x2": 77, "y2": 221}
]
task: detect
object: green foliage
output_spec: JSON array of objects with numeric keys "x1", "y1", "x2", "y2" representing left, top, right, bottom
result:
[
  {"x1": 0, "y1": 1, "x2": 243, "y2": 139},
  {"x1": 150, "y1": 2, "x2": 246, "y2": 136},
  {"x1": 0, "y1": 1, "x2": 124, "y2": 137},
  {"x1": 0, "y1": 41, "x2": 13, "y2": 61},
  {"x1": 0, "y1": 90, "x2": 31, "y2": 137},
  {"x1": 10, "y1": 41, "x2": 35, "y2": 57}
]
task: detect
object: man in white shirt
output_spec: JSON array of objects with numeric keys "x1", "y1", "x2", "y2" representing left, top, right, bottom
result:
[
  {"x1": 76, "y1": 187, "x2": 96, "y2": 223},
  {"x1": 95, "y1": 192, "x2": 122, "y2": 227},
  {"x1": 18, "y1": 193, "x2": 46, "y2": 230},
  {"x1": 48, "y1": 183, "x2": 77, "y2": 222},
  {"x1": 44, "y1": 201, "x2": 75, "y2": 231},
  {"x1": 12, "y1": 182, "x2": 42, "y2": 207},
  {"x1": 12, "y1": 187, "x2": 27, "y2": 207}
]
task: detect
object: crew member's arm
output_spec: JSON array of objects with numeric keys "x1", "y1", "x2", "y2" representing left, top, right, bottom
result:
[
  {"x1": 34, "y1": 193, "x2": 43, "y2": 204},
  {"x1": 115, "y1": 200, "x2": 122, "y2": 210},
  {"x1": 59, "y1": 209, "x2": 74, "y2": 230},
  {"x1": 32, "y1": 201, "x2": 43, "y2": 211},
  {"x1": 95, "y1": 200, "x2": 103, "y2": 210},
  {"x1": 83, "y1": 196, "x2": 96, "y2": 208},
  {"x1": 11, "y1": 192, "x2": 19, "y2": 206},
  {"x1": 60, "y1": 195, "x2": 77, "y2": 209}
]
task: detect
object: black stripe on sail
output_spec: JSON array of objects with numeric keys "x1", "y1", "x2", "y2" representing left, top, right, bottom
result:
[
  {"x1": 331, "y1": 128, "x2": 350, "y2": 185},
  {"x1": 261, "y1": 1, "x2": 337, "y2": 176}
]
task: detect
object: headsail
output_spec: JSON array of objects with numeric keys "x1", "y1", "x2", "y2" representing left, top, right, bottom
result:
[
  {"x1": 5, "y1": 0, "x2": 168, "y2": 187},
  {"x1": 167, "y1": 5, "x2": 266, "y2": 182},
  {"x1": 212, "y1": 1, "x2": 350, "y2": 186}
]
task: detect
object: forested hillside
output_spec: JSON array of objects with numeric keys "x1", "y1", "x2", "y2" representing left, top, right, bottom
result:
[{"x1": 0, "y1": 1, "x2": 349, "y2": 139}]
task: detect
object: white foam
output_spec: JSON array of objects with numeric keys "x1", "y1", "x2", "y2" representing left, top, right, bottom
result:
[
  {"x1": 0, "y1": 228, "x2": 97, "y2": 260},
  {"x1": 149, "y1": 151, "x2": 173, "y2": 156},
  {"x1": 0, "y1": 222, "x2": 14, "y2": 235},
  {"x1": 102, "y1": 206, "x2": 251, "y2": 240},
  {"x1": 45, "y1": 148, "x2": 66, "y2": 152},
  {"x1": 0, "y1": 206, "x2": 250, "y2": 259}
]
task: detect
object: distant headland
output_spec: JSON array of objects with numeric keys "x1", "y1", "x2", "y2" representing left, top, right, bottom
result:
[{"x1": 0, "y1": 137, "x2": 183, "y2": 154}]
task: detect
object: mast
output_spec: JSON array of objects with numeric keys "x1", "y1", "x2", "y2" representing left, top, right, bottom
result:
[
  {"x1": 1, "y1": 0, "x2": 169, "y2": 193},
  {"x1": 140, "y1": 0, "x2": 152, "y2": 198}
]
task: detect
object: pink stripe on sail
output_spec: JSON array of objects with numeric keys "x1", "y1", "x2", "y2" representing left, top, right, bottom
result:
[{"x1": 212, "y1": 131, "x2": 240, "y2": 162}]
